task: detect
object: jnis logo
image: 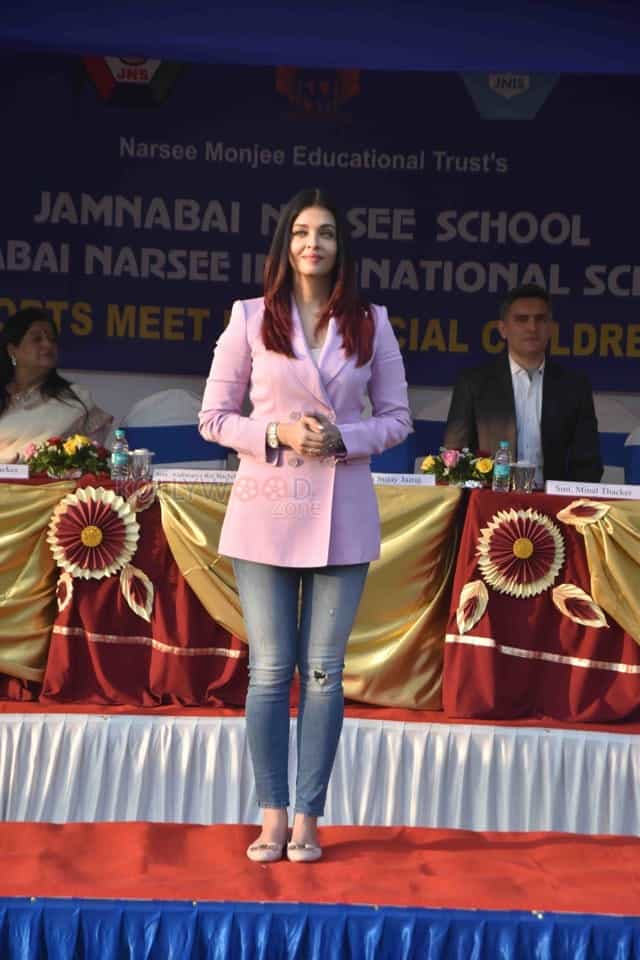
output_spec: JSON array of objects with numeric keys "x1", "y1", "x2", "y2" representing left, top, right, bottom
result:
[
  {"x1": 83, "y1": 56, "x2": 181, "y2": 105},
  {"x1": 276, "y1": 67, "x2": 360, "y2": 116},
  {"x1": 488, "y1": 74, "x2": 531, "y2": 100}
]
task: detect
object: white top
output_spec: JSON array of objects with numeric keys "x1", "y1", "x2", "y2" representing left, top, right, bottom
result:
[
  {"x1": 309, "y1": 346, "x2": 323, "y2": 366},
  {"x1": 0, "y1": 383, "x2": 112, "y2": 463},
  {"x1": 509, "y1": 354, "x2": 544, "y2": 485}
]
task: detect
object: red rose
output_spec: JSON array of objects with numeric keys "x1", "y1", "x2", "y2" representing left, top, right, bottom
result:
[
  {"x1": 96, "y1": 446, "x2": 109, "y2": 459},
  {"x1": 47, "y1": 436, "x2": 63, "y2": 445}
]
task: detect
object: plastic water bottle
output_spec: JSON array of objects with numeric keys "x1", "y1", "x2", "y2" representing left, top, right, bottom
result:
[
  {"x1": 492, "y1": 440, "x2": 512, "y2": 492},
  {"x1": 110, "y1": 429, "x2": 130, "y2": 487}
]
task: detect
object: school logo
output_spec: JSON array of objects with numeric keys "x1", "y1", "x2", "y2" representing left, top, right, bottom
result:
[
  {"x1": 462, "y1": 72, "x2": 558, "y2": 119},
  {"x1": 488, "y1": 73, "x2": 531, "y2": 100},
  {"x1": 276, "y1": 67, "x2": 360, "y2": 116},
  {"x1": 83, "y1": 57, "x2": 181, "y2": 105}
]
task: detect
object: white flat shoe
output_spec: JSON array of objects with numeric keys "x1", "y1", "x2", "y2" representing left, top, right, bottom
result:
[
  {"x1": 287, "y1": 841, "x2": 322, "y2": 863},
  {"x1": 246, "y1": 841, "x2": 286, "y2": 863}
]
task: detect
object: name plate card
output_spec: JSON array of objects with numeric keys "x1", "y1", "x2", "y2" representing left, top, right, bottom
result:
[
  {"x1": 545, "y1": 480, "x2": 640, "y2": 500},
  {"x1": 154, "y1": 468, "x2": 438, "y2": 488},
  {"x1": 372, "y1": 472, "x2": 436, "y2": 486},
  {"x1": 153, "y1": 468, "x2": 236, "y2": 484},
  {"x1": 0, "y1": 464, "x2": 29, "y2": 479}
]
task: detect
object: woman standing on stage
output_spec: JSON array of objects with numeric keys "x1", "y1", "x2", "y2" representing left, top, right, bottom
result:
[{"x1": 199, "y1": 187, "x2": 411, "y2": 862}]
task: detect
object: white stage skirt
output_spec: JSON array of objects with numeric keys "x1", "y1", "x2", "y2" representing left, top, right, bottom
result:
[{"x1": 0, "y1": 713, "x2": 637, "y2": 836}]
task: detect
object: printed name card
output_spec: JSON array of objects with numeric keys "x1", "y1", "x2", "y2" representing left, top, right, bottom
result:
[
  {"x1": 153, "y1": 468, "x2": 439, "y2": 487},
  {"x1": 372, "y1": 472, "x2": 436, "y2": 486},
  {"x1": 153, "y1": 468, "x2": 236, "y2": 484},
  {"x1": 0, "y1": 464, "x2": 29, "y2": 479},
  {"x1": 545, "y1": 480, "x2": 640, "y2": 500}
]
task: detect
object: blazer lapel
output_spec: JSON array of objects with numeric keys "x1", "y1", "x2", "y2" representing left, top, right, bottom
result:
[
  {"x1": 318, "y1": 315, "x2": 350, "y2": 386},
  {"x1": 288, "y1": 299, "x2": 332, "y2": 408}
]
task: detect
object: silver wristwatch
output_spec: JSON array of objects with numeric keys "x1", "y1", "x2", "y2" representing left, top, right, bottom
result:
[{"x1": 267, "y1": 421, "x2": 279, "y2": 449}]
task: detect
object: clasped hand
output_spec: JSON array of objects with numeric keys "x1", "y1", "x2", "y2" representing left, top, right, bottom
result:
[{"x1": 278, "y1": 413, "x2": 343, "y2": 457}]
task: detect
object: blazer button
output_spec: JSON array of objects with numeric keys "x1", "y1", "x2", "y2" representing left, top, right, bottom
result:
[{"x1": 288, "y1": 456, "x2": 303, "y2": 468}]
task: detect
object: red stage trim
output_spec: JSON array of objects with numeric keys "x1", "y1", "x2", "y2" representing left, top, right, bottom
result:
[
  {"x1": 1, "y1": 700, "x2": 640, "y2": 735},
  {"x1": 0, "y1": 822, "x2": 638, "y2": 915}
]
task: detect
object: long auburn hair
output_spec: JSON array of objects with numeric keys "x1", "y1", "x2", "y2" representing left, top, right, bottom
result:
[
  {"x1": 0, "y1": 307, "x2": 85, "y2": 415},
  {"x1": 262, "y1": 188, "x2": 374, "y2": 366}
]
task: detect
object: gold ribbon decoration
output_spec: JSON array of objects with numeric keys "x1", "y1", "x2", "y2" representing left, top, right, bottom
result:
[
  {"x1": 0, "y1": 481, "x2": 75, "y2": 681},
  {"x1": 158, "y1": 481, "x2": 462, "y2": 709}
]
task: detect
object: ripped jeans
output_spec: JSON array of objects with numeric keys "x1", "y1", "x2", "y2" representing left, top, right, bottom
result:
[{"x1": 233, "y1": 559, "x2": 369, "y2": 817}]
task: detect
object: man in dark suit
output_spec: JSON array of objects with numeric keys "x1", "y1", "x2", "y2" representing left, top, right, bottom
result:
[{"x1": 444, "y1": 284, "x2": 603, "y2": 483}]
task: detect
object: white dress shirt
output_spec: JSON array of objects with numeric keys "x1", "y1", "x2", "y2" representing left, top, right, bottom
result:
[{"x1": 509, "y1": 354, "x2": 544, "y2": 484}]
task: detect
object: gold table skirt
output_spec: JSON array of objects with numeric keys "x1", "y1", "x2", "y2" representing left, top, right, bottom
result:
[{"x1": 0, "y1": 481, "x2": 463, "y2": 709}]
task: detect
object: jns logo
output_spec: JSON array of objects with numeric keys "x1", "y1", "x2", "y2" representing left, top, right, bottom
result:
[
  {"x1": 105, "y1": 57, "x2": 160, "y2": 85},
  {"x1": 83, "y1": 56, "x2": 180, "y2": 104},
  {"x1": 488, "y1": 73, "x2": 531, "y2": 100}
]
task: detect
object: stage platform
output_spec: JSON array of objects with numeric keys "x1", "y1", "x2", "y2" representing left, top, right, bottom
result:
[
  {"x1": 0, "y1": 705, "x2": 638, "y2": 958},
  {"x1": 0, "y1": 822, "x2": 639, "y2": 959}
]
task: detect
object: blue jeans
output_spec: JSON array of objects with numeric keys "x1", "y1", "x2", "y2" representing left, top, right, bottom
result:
[{"x1": 233, "y1": 559, "x2": 369, "y2": 817}]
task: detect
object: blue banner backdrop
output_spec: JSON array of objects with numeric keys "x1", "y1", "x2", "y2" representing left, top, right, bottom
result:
[{"x1": 1, "y1": 54, "x2": 639, "y2": 391}]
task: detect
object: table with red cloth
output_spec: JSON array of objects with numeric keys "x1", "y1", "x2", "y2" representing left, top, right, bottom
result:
[
  {"x1": 44, "y1": 498, "x2": 249, "y2": 707},
  {"x1": 0, "y1": 478, "x2": 248, "y2": 707},
  {"x1": 443, "y1": 489, "x2": 640, "y2": 723},
  {"x1": 2, "y1": 478, "x2": 640, "y2": 721},
  {"x1": 0, "y1": 478, "x2": 459, "y2": 710}
]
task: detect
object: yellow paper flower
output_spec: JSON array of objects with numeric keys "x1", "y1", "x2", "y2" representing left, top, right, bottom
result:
[
  {"x1": 421, "y1": 455, "x2": 436, "y2": 472},
  {"x1": 72, "y1": 435, "x2": 91, "y2": 449},
  {"x1": 63, "y1": 437, "x2": 77, "y2": 455},
  {"x1": 475, "y1": 458, "x2": 493, "y2": 474}
]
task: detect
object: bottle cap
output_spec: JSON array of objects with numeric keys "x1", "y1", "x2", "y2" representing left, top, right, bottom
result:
[
  {"x1": 499, "y1": 440, "x2": 509, "y2": 448},
  {"x1": 115, "y1": 429, "x2": 126, "y2": 438}
]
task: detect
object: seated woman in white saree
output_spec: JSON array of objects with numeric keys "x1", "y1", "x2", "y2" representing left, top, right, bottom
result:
[{"x1": 0, "y1": 307, "x2": 112, "y2": 462}]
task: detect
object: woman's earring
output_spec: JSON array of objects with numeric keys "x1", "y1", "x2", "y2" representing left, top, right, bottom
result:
[{"x1": 10, "y1": 356, "x2": 16, "y2": 367}]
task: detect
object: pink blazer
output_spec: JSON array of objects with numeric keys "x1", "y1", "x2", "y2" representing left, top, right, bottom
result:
[{"x1": 198, "y1": 297, "x2": 412, "y2": 567}]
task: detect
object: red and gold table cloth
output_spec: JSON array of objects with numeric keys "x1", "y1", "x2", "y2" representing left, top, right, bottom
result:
[{"x1": 444, "y1": 490, "x2": 640, "y2": 722}]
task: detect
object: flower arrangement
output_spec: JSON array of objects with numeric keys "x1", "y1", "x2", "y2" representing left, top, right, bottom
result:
[
  {"x1": 420, "y1": 448, "x2": 494, "y2": 486},
  {"x1": 21, "y1": 435, "x2": 110, "y2": 479}
]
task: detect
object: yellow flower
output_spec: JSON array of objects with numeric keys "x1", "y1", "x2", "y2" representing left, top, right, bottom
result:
[
  {"x1": 73, "y1": 435, "x2": 91, "y2": 449},
  {"x1": 421, "y1": 455, "x2": 436, "y2": 472},
  {"x1": 63, "y1": 437, "x2": 78, "y2": 455},
  {"x1": 475, "y1": 458, "x2": 493, "y2": 474}
]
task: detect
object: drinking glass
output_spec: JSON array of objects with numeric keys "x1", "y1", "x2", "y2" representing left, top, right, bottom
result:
[
  {"x1": 129, "y1": 448, "x2": 154, "y2": 482},
  {"x1": 510, "y1": 462, "x2": 536, "y2": 493}
]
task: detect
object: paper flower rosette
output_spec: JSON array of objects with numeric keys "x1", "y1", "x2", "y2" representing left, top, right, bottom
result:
[
  {"x1": 47, "y1": 486, "x2": 154, "y2": 621},
  {"x1": 476, "y1": 507, "x2": 565, "y2": 599}
]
